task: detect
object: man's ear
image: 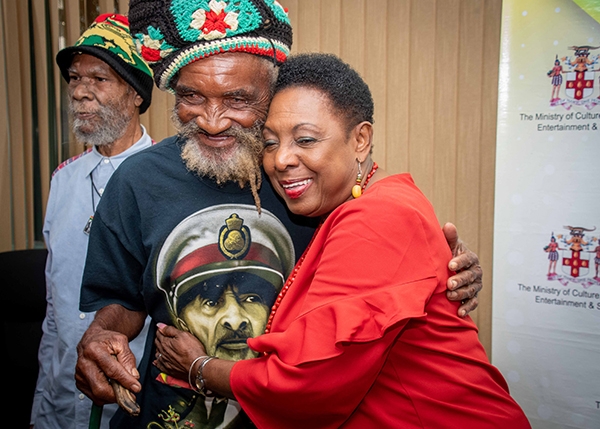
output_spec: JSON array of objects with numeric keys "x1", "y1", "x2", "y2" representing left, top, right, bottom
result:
[
  {"x1": 134, "y1": 93, "x2": 143, "y2": 108},
  {"x1": 354, "y1": 121, "x2": 373, "y2": 158}
]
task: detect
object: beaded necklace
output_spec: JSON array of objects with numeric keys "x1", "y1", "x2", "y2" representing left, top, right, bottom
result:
[
  {"x1": 361, "y1": 162, "x2": 378, "y2": 192},
  {"x1": 264, "y1": 162, "x2": 379, "y2": 333}
]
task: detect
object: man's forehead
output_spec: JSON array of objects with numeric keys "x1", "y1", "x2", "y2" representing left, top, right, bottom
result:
[{"x1": 175, "y1": 53, "x2": 272, "y2": 93}]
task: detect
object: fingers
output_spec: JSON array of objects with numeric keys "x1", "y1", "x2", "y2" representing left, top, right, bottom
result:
[
  {"x1": 75, "y1": 355, "x2": 116, "y2": 405},
  {"x1": 445, "y1": 285, "x2": 480, "y2": 317},
  {"x1": 457, "y1": 295, "x2": 479, "y2": 318},
  {"x1": 75, "y1": 330, "x2": 141, "y2": 406},
  {"x1": 446, "y1": 270, "x2": 482, "y2": 318},
  {"x1": 156, "y1": 323, "x2": 180, "y2": 337},
  {"x1": 448, "y1": 249, "x2": 480, "y2": 272},
  {"x1": 447, "y1": 264, "x2": 483, "y2": 292},
  {"x1": 447, "y1": 265, "x2": 482, "y2": 317},
  {"x1": 111, "y1": 380, "x2": 140, "y2": 416},
  {"x1": 154, "y1": 325, "x2": 209, "y2": 380},
  {"x1": 155, "y1": 325, "x2": 205, "y2": 357},
  {"x1": 442, "y1": 222, "x2": 459, "y2": 255},
  {"x1": 446, "y1": 279, "x2": 481, "y2": 300},
  {"x1": 153, "y1": 347, "x2": 188, "y2": 380},
  {"x1": 154, "y1": 328, "x2": 186, "y2": 379},
  {"x1": 96, "y1": 346, "x2": 141, "y2": 393}
]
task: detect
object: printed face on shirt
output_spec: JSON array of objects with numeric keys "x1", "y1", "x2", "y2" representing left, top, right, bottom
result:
[
  {"x1": 262, "y1": 86, "x2": 363, "y2": 218},
  {"x1": 156, "y1": 206, "x2": 294, "y2": 363},
  {"x1": 67, "y1": 54, "x2": 142, "y2": 146},
  {"x1": 176, "y1": 272, "x2": 277, "y2": 361},
  {"x1": 171, "y1": 53, "x2": 275, "y2": 186}
]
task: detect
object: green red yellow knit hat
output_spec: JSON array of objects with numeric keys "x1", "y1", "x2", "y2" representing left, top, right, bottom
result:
[
  {"x1": 56, "y1": 13, "x2": 154, "y2": 114},
  {"x1": 128, "y1": 0, "x2": 293, "y2": 92}
]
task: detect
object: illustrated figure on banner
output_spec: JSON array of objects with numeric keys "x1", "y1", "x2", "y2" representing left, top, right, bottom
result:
[
  {"x1": 587, "y1": 236, "x2": 600, "y2": 281},
  {"x1": 549, "y1": 45, "x2": 600, "y2": 109},
  {"x1": 544, "y1": 225, "x2": 599, "y2": 288},
  {"x1": 547, "y1": 57, "x2": 564, "y2": 102},
  {"x1": 543, "y1": 233, "x2": 562, "y2": 278}
]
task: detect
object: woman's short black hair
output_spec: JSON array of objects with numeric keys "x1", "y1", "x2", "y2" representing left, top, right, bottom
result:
[{"x1": 274, "y1": 53, "x2": 374, "y2": 131}]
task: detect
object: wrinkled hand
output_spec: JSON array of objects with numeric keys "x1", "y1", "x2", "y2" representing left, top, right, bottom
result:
[
  {"x1": 154, "y1": 323, "x2": 207, "y2": 382},
  {"x1": 75, "y1": 326, "x2": 141, "y2": 406},
  {"x1": 443, "y1": 222, "x2": 483, "y2": 317}
]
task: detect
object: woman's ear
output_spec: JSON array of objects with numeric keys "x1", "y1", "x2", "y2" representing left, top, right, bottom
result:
[{"x1": 354, "y1": 121, "x2": 373, "y2": 158}]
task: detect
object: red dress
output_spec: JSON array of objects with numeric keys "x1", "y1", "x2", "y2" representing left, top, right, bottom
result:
[{"x1": 231, "y1": 174, "x2": 530, "y2": 428}]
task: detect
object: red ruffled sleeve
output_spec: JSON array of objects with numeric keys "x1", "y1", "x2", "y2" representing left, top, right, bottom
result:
[{"x1": 247, "y1": 277, "x2": 434, "y2": 365}]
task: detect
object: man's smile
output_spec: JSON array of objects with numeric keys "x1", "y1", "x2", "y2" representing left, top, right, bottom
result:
[{"x1": 197, "y1": 133, "x2": 237, "y2": 149}]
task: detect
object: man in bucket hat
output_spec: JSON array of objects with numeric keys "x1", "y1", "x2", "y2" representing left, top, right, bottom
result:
[
  {"x1": 31, "y1": 13, "x2": 154, "y2": 429},
  {"x1": 75, "y1": 2, "x2": 483, "y2": 428}
]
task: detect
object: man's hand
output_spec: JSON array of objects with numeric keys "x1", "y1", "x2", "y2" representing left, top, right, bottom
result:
[
  {"x1": 443, "y1": 222, "x2": 483, "y2": 317},
  {"x1": 75, "y1": 325, "x2": 140, "y2": 406},
  {"x1": 74, "y1": 305, "x2": 145, "y2": 406}
]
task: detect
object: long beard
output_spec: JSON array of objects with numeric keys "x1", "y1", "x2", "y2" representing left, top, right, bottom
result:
[
  {"x1": 173, "y1": 111, "x2": 264, "y2": 213},
  {"x1": 69, "y1": 97, "x2": 133, "y2": 147}
]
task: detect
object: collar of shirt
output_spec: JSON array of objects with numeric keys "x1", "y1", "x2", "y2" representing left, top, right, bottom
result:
[{"x1": 82, "y1": 125, "x2": 153, "y2": 179}]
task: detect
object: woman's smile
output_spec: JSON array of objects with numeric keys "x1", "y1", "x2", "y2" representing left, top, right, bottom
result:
[{"x1": 279, "y1": 178, "x2": 313, "y2": 199}]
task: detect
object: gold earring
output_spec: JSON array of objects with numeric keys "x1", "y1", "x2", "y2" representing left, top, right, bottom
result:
[{"x1": 352, "y1": 159, "x2": 363, "y2": 198}]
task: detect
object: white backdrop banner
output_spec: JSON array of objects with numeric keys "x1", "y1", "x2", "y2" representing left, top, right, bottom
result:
[{"x1": 492, "y1": 1, "x2": 600, "y2": 428}]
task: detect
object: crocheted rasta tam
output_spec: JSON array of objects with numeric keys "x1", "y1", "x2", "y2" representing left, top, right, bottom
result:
[
  {"x1": 56, "y1": 14, "x2": 154, "y2": 114},
  {"x1": 128, "y1": 0, "x2": 293, "y2": 92}
]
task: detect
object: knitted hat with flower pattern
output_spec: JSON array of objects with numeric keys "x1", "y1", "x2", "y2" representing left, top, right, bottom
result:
[
  {"x1": 56, "y1": 13, "x2": 154, "y2": 114},
  {"x1": 128, "y1": 0, "x2": 293, "y2": 92}
]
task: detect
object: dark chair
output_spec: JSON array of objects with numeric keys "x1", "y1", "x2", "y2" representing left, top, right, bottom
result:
[{"x1": 0, "y1": 248, "x2": 48, "y2": 428}]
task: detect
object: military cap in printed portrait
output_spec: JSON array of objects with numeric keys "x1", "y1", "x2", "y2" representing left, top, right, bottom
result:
[{"x1": 155, "y1": 204, "x2": 295, "y2": 361}]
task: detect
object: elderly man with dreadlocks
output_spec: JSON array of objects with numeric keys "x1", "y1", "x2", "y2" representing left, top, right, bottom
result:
[
  {"x1": 31, "y1": 14, "x2": 154, "y2": 429},
  {"x1": 74, "y1": 2, "x2": 483, "y2": 428}
]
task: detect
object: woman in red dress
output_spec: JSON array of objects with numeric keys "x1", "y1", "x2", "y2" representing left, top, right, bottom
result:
[{"x1": 154, "y1": 53, "x2": 531, "y2": 429}]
